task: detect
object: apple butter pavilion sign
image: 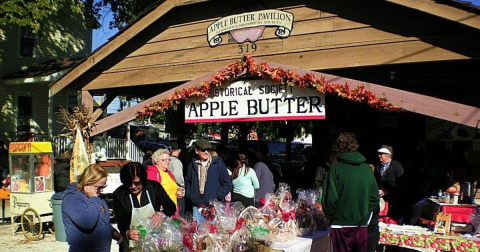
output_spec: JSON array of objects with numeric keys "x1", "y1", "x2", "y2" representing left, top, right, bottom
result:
[
  {"x1": 207, "y1": 9, "x2": 294, "y2": 47},
  {"x1": 185, "y1": 80, "x2": 325, "y2": 123}
]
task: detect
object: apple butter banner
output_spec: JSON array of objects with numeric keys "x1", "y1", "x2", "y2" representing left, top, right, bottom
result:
[
  {"x1": 207, "y1": 10, "x2": 294, "y2": 47},
  {"x1": 185, "y1": 80, "x2": 325, "y2": 123}
]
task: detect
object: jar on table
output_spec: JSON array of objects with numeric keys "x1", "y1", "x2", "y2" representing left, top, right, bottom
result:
[
  {"x1": 445, "y1": 193, "x2": 451, "y2": 203},
  {"x1": 452, "y1": 193, "x2": 459, "y2": 204}
]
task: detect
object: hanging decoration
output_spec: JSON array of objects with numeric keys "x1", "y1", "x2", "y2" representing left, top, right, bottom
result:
[{"x1": 137, "y1": 55, "x2": 402, "y2": 119}]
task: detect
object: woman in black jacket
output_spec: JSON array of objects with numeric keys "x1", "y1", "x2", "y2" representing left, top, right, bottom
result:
[{"x1": 113, "y1": 162, "x2": 176, "y2": 252}]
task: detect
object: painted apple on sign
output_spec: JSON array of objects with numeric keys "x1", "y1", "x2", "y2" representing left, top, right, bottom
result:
[{"x1": 229, "y1": 5, "x2": 265, "y2": 43}]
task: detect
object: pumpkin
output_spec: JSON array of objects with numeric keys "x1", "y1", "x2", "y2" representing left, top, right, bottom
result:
[{"x1": 446, "y1": 187, "x2": 457, "y2": 194}]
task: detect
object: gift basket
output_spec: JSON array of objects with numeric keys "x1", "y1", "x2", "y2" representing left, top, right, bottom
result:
[
  {"x1": 131, "y1": 183, "x2": 307, "y2": 251},
  {"x1": 254, "y1": 183, "x2": 297, "y2": 242},
  {"x1": 295, "y1": 188, "x2": 328, "y2": 234},
  {"x1": 295, "y1": 189, "x2": 316, "y2": 236},
  {"x1": 132, "y1": 217, "x2": 184, "y2": 252}
]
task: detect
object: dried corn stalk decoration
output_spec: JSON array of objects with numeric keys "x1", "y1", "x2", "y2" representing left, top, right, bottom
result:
[{"x1": 56, "y1": 103, "x2": 96, "y2": 163}]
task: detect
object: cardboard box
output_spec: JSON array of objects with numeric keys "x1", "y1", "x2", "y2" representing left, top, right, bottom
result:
[{"x1": 451, "y1": 222, "x2": 474, "y2": 233}]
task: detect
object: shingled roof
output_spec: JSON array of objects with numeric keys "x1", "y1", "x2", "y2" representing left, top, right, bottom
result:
[{"x1": 2, "y1": 57, "x2": 85, "y2": 80}]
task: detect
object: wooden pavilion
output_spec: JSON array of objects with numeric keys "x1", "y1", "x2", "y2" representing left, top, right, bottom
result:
[{"x1": 49, "y1": 0, "x2": 480, "y2": 166}]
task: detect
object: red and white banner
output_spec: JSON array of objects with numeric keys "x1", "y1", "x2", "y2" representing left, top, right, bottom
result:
[{"x1": 185, "y1": 80, "x2": 325, "y2": 123}]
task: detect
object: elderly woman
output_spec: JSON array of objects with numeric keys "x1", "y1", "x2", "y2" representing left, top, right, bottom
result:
[
  {"x1": 62, "y1": 164, "x2": 122, "y2": 252},
  {"x1": 113, "y1": 162, "x2": 176, "y2": 252},
  {"x1": 146, "y1": 149, "x2": 180, "y2": 208}
]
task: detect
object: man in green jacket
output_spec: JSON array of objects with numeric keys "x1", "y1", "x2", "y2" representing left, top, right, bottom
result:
[{"x1": 322, "y1": 133, "x2": 380, "y2": 252}]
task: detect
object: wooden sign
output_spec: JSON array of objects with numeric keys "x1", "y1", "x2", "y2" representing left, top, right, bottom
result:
[
  {"x1": 207, "y1": 9, "x2": 294, "y2": 47},
  {"x1": 434, "y1": 212, "x2": 451, "y2": 234}
]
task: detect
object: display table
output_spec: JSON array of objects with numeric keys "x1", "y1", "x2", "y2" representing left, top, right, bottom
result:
[
  {"x1": 304, "y1": 229, "x2": 331, "y2": 252},
  {"x1": 379, "y1": 230, "x2": 480, "y2": 252},
  {"x1": 442, "y1": 205, "x2": 477, "y2": 223},
  {"x1": 271, "y1": 236, "x2": 312, "y2": 252},
  {"x1": 0, "y1": 189, "x2": 9, "y2": 223},
  {"x1": 428, "y1": 199, "x2": 478, "y2": 223},
  {"x1": 270, "y1": 229, "x2": 330, "y2": 252}
]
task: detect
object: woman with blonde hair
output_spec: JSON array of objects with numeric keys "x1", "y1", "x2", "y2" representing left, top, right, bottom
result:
[
  {"x1": 146, "y1": 149, "x2": 180, "y2": 210},
  {"x1": 62, "y1": 164, "x2": 122, "y2": 252}
]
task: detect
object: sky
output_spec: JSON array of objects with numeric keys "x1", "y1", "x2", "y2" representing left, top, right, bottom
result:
[
  {"x1": 92, "y1": 7, "x2": 118, "y2": 51},
  {"x1": 92, "y1": 8, "x2": 123, "y2": 114}
]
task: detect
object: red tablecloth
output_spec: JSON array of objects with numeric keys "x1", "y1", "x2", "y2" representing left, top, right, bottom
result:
[{"x1": 441, "y1": 205, "x2": 477, "y2": 223}]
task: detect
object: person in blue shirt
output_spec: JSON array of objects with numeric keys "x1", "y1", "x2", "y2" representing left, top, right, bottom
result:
[
  {"x1": 231, "y1": 151, "x2": 259, "y2": 207},
  {"x1": 62, "y1": 164, "x2": 122, "y2": 252}
]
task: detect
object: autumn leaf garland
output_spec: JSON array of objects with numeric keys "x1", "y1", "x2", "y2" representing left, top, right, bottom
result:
[{"x1": 136, "y1": 55, "x2": 403, "y2": 119}]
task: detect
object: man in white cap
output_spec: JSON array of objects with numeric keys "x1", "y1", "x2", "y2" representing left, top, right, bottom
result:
[{"x1": 374, "y1": 145, "x2": 405, "y2": 223}]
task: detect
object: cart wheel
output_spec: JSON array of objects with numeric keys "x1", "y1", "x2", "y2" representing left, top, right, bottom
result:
[
  {"x1": 46, "y1": 221, "x2": 55, "y2": 234},
  {"x1": 21, "y1": 208, "x2": 43, "y2": 241}
]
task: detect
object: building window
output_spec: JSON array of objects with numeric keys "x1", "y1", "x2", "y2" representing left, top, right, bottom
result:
[
  {"x1": 18, "y1": 95, "x2": 33, "y2": 117},
  {"x1": 20, "y1": 27, "x2": 35, "y2": 57},
  {"x1": 17, "y1": 95, "x2": 34, "y2": 132},
  {"x1": 67, "y1": 93, "x2": 78, "y2": 114}
]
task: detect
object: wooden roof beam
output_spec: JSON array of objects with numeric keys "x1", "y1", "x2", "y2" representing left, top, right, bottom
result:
[
  {"x1": 92, "y1": 93, "x2": 118, "y2": 121},
  {"x1": 385, "y1": 0, "x2": 480, "y2": 30},
  {"x1": 264, "y1": 60, "x2": 480, "y2": 129},
  {"x1": 89, "y1": 65, "x2": 226, "y2": 136},
  {"x1": 90, "y1": 59, "x2": 480, "y2": 136},
  {"x1": 49, "y1": 0, "x2": 176, "y2": 96}
]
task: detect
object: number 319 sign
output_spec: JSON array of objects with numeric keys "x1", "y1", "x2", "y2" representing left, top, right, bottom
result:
[{"x1": 238, "y1": 43, "x2": 257, "y2": 54}]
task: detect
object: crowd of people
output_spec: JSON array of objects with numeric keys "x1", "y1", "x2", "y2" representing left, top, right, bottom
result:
[
  {"x1": 57, "y1": 139, "x2": 284, "y2": 252},
  {"x1": 0, "y1": 134, "x2": 473, "y2": 252}
]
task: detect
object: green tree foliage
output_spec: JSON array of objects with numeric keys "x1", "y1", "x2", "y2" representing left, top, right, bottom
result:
[
  {"x1": 0, "y1": 0, "x2": 160, "y2": 34},
  {"x1": 0, "y1": 0, "x2": 99, "y2": 34},
  {"x1": 98, "y1": 0, "x2": 160, "y2": 29}
]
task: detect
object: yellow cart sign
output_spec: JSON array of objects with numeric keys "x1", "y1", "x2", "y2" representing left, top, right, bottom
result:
[{"x1": 9, "y1": 142, "x2": 53, "y2": 154}]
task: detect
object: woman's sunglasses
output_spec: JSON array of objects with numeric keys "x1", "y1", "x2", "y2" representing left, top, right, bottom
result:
[{"x1": 128, "y1": 181, "x2": 142, "y2": 187}]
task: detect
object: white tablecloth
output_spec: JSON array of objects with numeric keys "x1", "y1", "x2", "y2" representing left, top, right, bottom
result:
[{"x1": 271, "y1": 236, "x2": 313, "y2": 252}]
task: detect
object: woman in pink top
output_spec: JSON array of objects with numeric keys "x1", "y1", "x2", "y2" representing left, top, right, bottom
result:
[{"x1": 146, "y1": 149, "x2": 182, "y2": 212}]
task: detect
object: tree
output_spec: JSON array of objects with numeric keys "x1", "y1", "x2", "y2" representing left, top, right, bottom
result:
[
  {"x1": 0, "y1": 0, "x2": 159, "y2": 34},
  {"x1": 0, "y1": 0, "x2": 99, "y2": 34},
  {"x1": 98, "y1": 0, "x2": 160, "y2": 29}
]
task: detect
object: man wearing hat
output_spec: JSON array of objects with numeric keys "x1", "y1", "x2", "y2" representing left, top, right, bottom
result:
[
  {"x1": 184, "y1": 139, "x2": 232, "y2": 224},
  {"x1": 375, "y1": 145, "x2": 405, "y2": 222},
  {"x1": 169, "y1": 142, "x2": 185, "y2": 216}
]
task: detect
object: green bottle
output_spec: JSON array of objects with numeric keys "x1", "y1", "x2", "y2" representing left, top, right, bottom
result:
[{"x1": 137, "y1": 225, "x2": 147, "y2": 240}]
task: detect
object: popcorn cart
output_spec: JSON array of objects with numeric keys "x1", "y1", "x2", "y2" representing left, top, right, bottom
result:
[{"x1": 9, "y1": 142, "x2": 55, "y2": 240}]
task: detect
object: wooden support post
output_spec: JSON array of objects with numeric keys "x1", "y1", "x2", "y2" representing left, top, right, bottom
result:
[
  {"x1": 285, "y1": 121, "x2": 294, "y2": 170},
  {"x1": 81, "y1": 91, "x2": 93, "y2": 115},
  {"x1": 221, "y1": 123, "x2": 229, "y2": 145},
  {"x1": 312, "y1": 120, "x2": 326, "y2": 155},
  {"x1": 92, "y1": 94, "x2": 117, "y2": 121}
]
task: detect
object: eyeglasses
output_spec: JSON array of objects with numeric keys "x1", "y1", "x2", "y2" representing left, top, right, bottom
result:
[
  {"x1": 198, "y1": 149, "x2": 210, "y2": 153},
  {"x1": 129, "y1": 181, "x2": 142, "y2": 187},
  {"x1": 95, "y1": 184, "x2": 108, "y2": 190},
  {"x1": 161, "y1": 159, "x2": 171, "y2": 162}
]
